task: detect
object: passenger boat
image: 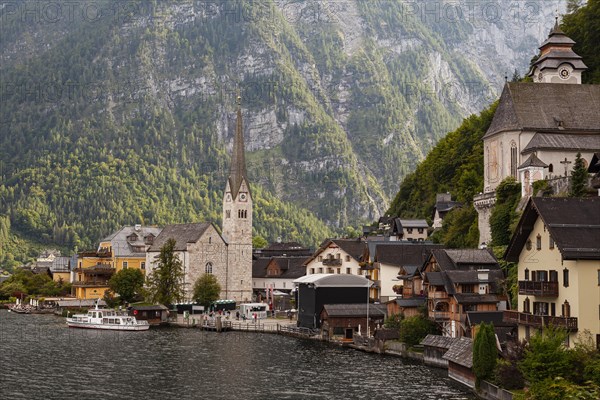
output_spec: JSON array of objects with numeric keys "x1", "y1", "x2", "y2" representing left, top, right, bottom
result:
[{"x1": 66, "y1": 303, "x2": 150, "y2": 331}]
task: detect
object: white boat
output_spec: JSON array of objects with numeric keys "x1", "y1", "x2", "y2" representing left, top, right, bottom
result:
[{"x1": 66, "y1": 303, "x2": 150, "y2": 331}]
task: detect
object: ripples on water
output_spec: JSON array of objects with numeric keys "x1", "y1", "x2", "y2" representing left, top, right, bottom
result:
[{"x1": 0, "y1": 311, "x2": 474, "y2": 400}]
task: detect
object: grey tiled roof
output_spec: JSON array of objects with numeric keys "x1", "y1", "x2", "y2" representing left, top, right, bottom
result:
[
  {"x1": 443, "y1": 337, "x2": 473, "y2": 368},
  {"x1": 421, "y1": 334, "x2": 458, "y2": 349},
  {"x1": 322, "y1": 303, "x2": 387, "y2": 318},
  {"x1": 103, "y1": 226, "x2": 163, "y2": 257},
  {"x1": 522, "y1": 133, "x2": 600, "y2": 154},
  {"x1": 148, "y1": 223, "x2": 211, "y2": 252},
  {"x1": 485, "y1": 83, "x2": 600, "y2": 138},
  {"x1": 395, "y1": 297, "x2": 427, "y2": 308},
  {"x1": 453, "y1": 293, "x2": 503, "y2": 305},
  {"x1": 375, "y1": 242, "x2": 441, "y2": 267},
  {"x1": 518, "y1": 153, "x2": 548, "y2": 169}
]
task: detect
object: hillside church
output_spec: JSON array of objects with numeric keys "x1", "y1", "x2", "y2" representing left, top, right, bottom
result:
[
  {"x1": 474, "y1": 21, "x2": 600, "y2": 245},
  {"x1": 147, "y1": 97, "x2": 253, "y2": 303}
]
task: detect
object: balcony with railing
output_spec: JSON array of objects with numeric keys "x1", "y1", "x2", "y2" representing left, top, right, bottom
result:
[
  {"x1": 429, "y1": 291, "x2": 449, "y2": 300},
  {"x1": 432, "y1": 311, "x2": 450, "y2": 320},
  {"x1": 323, "y1": 258, "x2": 342, "y2": 267},
  {"x1": 73, "y1": 279, "x2": 110, "y2": 287},
  {"x1": 518, "y1": 281, "x2": 559, "y2": 297},
  {"x1": 503, "y1": 310, "x2": 578, "y2": 331}
]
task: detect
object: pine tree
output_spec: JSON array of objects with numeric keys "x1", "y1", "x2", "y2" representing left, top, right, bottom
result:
[
  {"x1": 146, "y1": 238, "x2": 185, "y2": 306},
  {"x1": 473, "y1": 323, "x2": 498, "y2": 385},
  {"x1": 569, "y1": 152, "x2": 588, "y2": 197}
]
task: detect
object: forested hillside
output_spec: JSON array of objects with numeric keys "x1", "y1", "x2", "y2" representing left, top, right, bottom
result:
[
  {"x1": 0, "y1": 0, "x2": 563, "y2": 268},
  {"x1": 386, "y1": 0, "x2": 600, "y2": 248}
]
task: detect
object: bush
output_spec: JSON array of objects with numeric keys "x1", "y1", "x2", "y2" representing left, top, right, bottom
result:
[
  {"x1": 384, "y1": 313, "x2": 403, "y2": 331},
  {"x1": 399, "y1": 315, "x2": 439, "y2": 347},
  {"x1": 519, "y1": 326, "x2": 570, "y2": 384},
  {"x1": 515, "y1": 377, "x2": 600, "y2": 400}
]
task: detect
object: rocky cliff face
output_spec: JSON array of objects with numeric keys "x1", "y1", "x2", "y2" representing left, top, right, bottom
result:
[{"x1": 0, "y1": 0, "x2": 564, "y2": 247}]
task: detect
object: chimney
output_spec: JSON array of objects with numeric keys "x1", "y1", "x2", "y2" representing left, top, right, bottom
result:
[{"x1": 135, "y1": 224, "x2": 141, "y2": 232}]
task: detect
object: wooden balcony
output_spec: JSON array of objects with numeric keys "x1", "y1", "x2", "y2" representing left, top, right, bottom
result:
[
  {"x1": 503, "y1": 310, "x2": 578, "y2": 331},
  {"x1": 432, "y1": 311, "x2": 450, "y2": 320},
  {"x1": 429, "y1": 291, "x2": 449, "y2": 300},
  {"x1": 518, "y1": 281, "x2": 559, "y2": 297},
  {"x1": 73, "y1": 280, "x2": 110, "y2": 287}
]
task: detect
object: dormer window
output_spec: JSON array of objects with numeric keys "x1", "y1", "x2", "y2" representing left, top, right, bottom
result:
[
  {"x1": 127, "y1": 233, "x2": 138, "y2": 242},
  {"x1": 144, "y1": 234, "x2": 155, "y2": 245}
]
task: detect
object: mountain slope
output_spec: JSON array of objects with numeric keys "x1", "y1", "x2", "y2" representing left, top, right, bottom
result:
[{"x1": 0, "y1": 0, "x2": 563, "y2": 266}]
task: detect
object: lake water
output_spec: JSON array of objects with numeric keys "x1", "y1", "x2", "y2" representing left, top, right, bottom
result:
[{"x1": 0, "y1": 310, "x2": 474, "y2": 399}]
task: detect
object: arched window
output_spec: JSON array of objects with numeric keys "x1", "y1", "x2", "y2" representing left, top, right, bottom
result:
[
  {"x1": 548, "y1": 163, "x2": 554, "y2": 173},
  {"x1": 510, "y1": 142, "x2": 518, "y2": 178},
  {"x1": 205, "y1": 262, "x2": 213, "y2": 274},
  {"x1": 536, "y1": 234, "x2": 542, "y2": 250},
  {"x1": 526, "y1": 239, "x2": 532, "y2": 251},
  {"x1": 523, "y1": 297, "x2": 530, "y2": 313}
]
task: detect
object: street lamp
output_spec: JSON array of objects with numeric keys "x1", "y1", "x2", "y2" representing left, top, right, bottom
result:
[{"x1": 365, "y1": 271, "x2": 370, "y2": 338}]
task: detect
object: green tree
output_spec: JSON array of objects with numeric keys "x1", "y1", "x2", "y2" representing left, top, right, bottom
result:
[
  {"x1": 473, "y1": 322, "x2": 498, "y2": 384},
  {"x1": 192, "y1": 273, "x2": 221, "y2": 308},
  {"x1": 515, "y1": 377, "x2": 600, "y2": 400},
  {"x1": 108, "y1": 268, "x2": 145, "y2": 304},
  {"x1": 569, "y1": 152, "x2": 588, "y2": 197},
  {"x1": 146, "y1": 238, "x2": 185, "y2": 306},
  {"x1": 519, "y1": 326, "x2": 571, "y2": 384},
  {"x1": 252, "y1": 235, "x2": 268, "y2": 249},
  {"x1": 384, "y1": 313, "x2": 403, "y2": 331},
  {"x1": 399, "y1": 315, "x2": 439, "y2": 347},
  {"x1": 490, "y1": 177, "x2": 521, "y2": 246}
]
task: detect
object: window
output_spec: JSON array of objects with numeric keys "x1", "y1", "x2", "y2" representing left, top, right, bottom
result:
[
  {"x1": 123, "y1": 261, "x2": 128, "y2": 269},
  {"x1": 283, "y1": 282, "x2": 286, "y2": 289},
  {"x1": 318, "y1": 268, "x2": 323, "y2": 273},
  {"x1": 562, "y1": 300, "x2": 570, "y2": 318},
  {"x1": 510, "y1": 142, "x2": 518, "y2": 178},
  {"x1": 310, "y1": 268, "x2": 315, "y2": 274},
  {"x1": 141, "y1": 262, "x2": 145, "y2": 270},
  {"x1": 209, "y1": 237, "x2": 212, "y2": 244},
  {"x1": 563, "y1": 269, "x2": 569, "y2": 287},
  {"x1": 524, "y1": 268, "x2": 529, "y2": 281},
  {"x1": 336, "y1": 253, "x2": 341, "y2": 260},
  {"x1": 548, "y1": 163, "x2": 554, "y2": 173},
  {"x1": 346, "y1": 268, "x2": 351, "y2": 274},
  {"x1": 337, "y1": 268, "x2": 341, "y2": 274},
  {"x1": 226, "y1": 210, "x2": 231, "y2": 218},
  {"x1": 418, "y1": 228, "x2": 424, "y2": 234},
  {"x1": 407, "y1": 228, "x2": 413, "y2": 234},
  {"x1": 526, "y1": 240, "x2": 532, "y2": 250},
  {"x1": 549, "y1": 270, "x2": 558, "y2": 282},
  {"x1": 551, "y1": 303, "x2": 556, "y2": 317},
  {"x1": 318, "y1": 256, "x2": 323, "y2": 262},
  {"x1": 536, "y1": 234, "x2": 542, "y2": 250},
  {"x1": 533, "y1": 302, "x2": 549, "y2": 316},
  {"x1": 523, "y1": 298, "x2": 530, "y2": 313},
  {"x1": 549, "y1": 235, "x2": 554, "y2": 249},
  {"x1": 462, "y1": 285, "x2": 474, "y2": 293},
  {"x1": 205, "y1": 262, "x2": 213, "y2": 274},
  {"x1": 345, "y1": 255, "x2": 350, "y2": 262}
]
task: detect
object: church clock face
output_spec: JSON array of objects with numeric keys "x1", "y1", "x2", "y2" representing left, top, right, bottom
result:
[
  {"x1": 559, "y1": 67, "x2": 570, "y2": 80},
  {"x1": 239, "y1": 192, "x2": 248, "y2": 202}
]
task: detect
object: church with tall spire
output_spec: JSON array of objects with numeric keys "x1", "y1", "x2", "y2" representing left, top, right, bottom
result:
[{"x1": 222, "y1": 94, "x2": 253, "y2": 302}]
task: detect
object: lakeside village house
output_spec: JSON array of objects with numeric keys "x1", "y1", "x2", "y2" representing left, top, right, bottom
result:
[{"x1": 32, "y1": 22, "x2": 599, "y2": 351}]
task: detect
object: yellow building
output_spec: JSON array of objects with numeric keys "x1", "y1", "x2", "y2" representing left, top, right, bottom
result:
[
  {"x1": 504, "y1": 197, "x2": 600, "y2": 348},
  {"x1": 74, "y1": 225, "x2": 162, "y2": 299}
]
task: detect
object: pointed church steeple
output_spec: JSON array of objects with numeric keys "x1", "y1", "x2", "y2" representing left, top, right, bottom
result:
[
  {"x1": 227, "y1": 95, "x2": 250, "y2": 199},
  {"x1": 528, "y1": 17, "x2": 587, "y2": 84}
]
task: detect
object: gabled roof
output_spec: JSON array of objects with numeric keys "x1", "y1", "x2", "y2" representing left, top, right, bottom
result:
[
  {"x1": 101, "y1": 226, "x2": 163, "y2": 257},
  {"x1": 443, "y1": 337, "x2": 473, "y2": 368},
  {"x1": 375, "y1": 242, "x2": 442, "y2": 267},
  {"x1": 424, "y1": 271, "x2": 446, "y2": 287},
  {"x1": 321, "y1": 303, "x2": 387, "y2": 318},
  {"x1": 305, "y1": 238, "x2": 366, "y2": 265},
  {"x1": 398, "y1": 219, "x2": 429, "y2": 229},
  {"x1": 429, "y1": 249, "x2": 499, "y2": 271},
  {"x1": 484, "y1": 83, "x2": 600, "y2": 138},
  {"x1": 518, "y1": 153, "x2": 548, "y2": 169},
  {"x1": 505, "y1": 197, "x2": 600, "y2": 261},
  {"x1": 148, "y1": 223, "x2": 214, "y2": 252}
]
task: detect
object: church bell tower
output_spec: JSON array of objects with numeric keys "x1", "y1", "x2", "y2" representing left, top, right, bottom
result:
[{"x1": 222, "y1": 95, "x2": 253, "y2": 302}]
